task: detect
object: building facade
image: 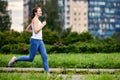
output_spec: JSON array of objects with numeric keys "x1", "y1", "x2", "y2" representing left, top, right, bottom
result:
[
  {"x1": 88, "y1": 0, "x2": 120, "y2": 38},
  {"x1": 58, "y1": 0, "x2": 120, "y2": 38},
  {"x1": 63, "y1": 0, "x2": 88, "y2": 33}
]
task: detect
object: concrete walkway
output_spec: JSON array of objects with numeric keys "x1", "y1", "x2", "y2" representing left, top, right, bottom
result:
[
  {"x1": 0, "y1": 67, "x2": 120, "y2": 74},
  {"x1": 0, "y1": 68, "x2": 120, "y2": 80}
]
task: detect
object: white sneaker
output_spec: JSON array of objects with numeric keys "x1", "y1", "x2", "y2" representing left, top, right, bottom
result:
[{"x1": 8, "y1": 56, "x2": 16, "y2": 67}]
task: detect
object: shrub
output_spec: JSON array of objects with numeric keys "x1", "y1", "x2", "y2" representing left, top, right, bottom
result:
[
  {"x1": 17, "y1": 31, "x2": 31, "y2": 44},
  {"x1": 0, "y1": 31, "x2": 6, "y2": 48},
  {"x1": 63, "y1": 32, "x2": 80, "y2": 45},
  {"x1": 79, "y1": 32, "x2": 94, "y2": 42},
  {"x1": 1, "y1": 43, "x2": 29, "y2": 54},
  {"x1": 43, "y1": 28, "x2": 60, "y2": 45}
]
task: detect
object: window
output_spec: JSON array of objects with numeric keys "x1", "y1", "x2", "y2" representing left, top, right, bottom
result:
[
  {"x1": 74, "y1": 18, "x2": 77, "y2": 21},
  {"x1": 84, "y1": 12, "x2": 87, "y2": 15},
  {"x1": 67, "y1": 22, "x2": 70, "y2": 25},
  {"x1": 67, "y1": 16, "x2": 70, "y2": 20},
  {"x1": 105, "y1": 8, "x2": 115, "y2": 13},
  {"x1": 67, "y1": 10, "x2": 70, "y2": 14},
  {"x1": 74, "y1": 12, "x2": 77, "y2": 15},
  {"x1": 116, "y1": 24, "x2": 120, "y2": 28},
  {"x1": 73, "y1": 0, "x2": 77, "y2": 2},
  {"x1": 106, "y1": 24, "x2": 109, "y2": 29},
  {"x1": 114, "y1": 3, "x2": 117, "y2": 6},
  {"x1": 67, "y1": 0, "x2": 70, "y2": 2},
  {"x1": 84, "y1": 24, "x2": 87, "y2": 27},
  {"x1": 110, "y1": 19, "x2": 115, "y2": 22},
  {"x1": 89, "y1": 13, "x2": 92, "y2": 16},
  {"x1": 99, "y1": 2, "x2": 105, "y2": 5},
  {"x1": 67, "y1": 5, "x2": 70, "y2": 8},
  {"x1": 94, "y1": 7, "x2": 100, "y2": 11}
]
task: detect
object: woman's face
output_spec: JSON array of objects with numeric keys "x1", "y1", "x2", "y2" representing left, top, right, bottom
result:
[{"x1": 36, "y1": 8, "x2": 42, "y2": 17}]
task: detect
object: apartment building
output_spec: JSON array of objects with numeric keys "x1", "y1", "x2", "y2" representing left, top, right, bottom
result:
[
  {"x1": 63, "y1": 0, "x2": 88, "y2": 33},
  {"x1": 88, "y1": 0, "x2": 120, "y2": 38},
  {"x1": 59, "y1": 0, "x2": 120, "y2": 38}
]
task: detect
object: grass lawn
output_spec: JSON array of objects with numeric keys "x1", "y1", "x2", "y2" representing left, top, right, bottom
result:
[{"x1": 0, "y1": 53, "x2": 120, "y2": 68}]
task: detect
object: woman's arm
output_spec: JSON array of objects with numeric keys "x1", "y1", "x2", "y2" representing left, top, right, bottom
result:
[
  {"x1": 25, "y1": 23, "x2": 32, "y2": 33},
  {"x1": 33, "y1": 19, "x2": 46, "y2": 34}
]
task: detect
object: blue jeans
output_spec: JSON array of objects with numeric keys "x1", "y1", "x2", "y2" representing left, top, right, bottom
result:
[{"x1": 16, "y1": 38, "x2": 49, "y2": 72}]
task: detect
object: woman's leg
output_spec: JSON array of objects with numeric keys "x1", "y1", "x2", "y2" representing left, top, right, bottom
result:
[
  {"x1": 38, "y1": 40, "x2": 49, "y2": 72},
  {"x1": 16, "y1": 38, "x2": 38, "y2": 62}
]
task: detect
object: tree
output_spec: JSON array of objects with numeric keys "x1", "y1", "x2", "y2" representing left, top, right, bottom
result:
[
  {"x1": 0, "y1": 0, "x2": 11, "y2": 31},
  {"x1": 27, "y1": 0, "x2": 62, "y2": 33},
  {"x1": 112, "y1": 31, "x2": 120, "y2": 41},
  {"x1": 44, "y1": 0, "x2": 61, "y2": 31}
]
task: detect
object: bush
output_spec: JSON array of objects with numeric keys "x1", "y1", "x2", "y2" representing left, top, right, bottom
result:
[
  {"x1": 43, "y1": 28, "x2": 60, "y2": 45},
  {"x1": 1, "y1": 43, "x2": 29, "y2": 54},
  {"x1": 62, "y1": 32, "x2": 94, "y2": 45},
  {"x1": 0, "y1": 31, "x2": 6, "y2": 48},
  {"x1": 1, "y1": 44, "x2": 11, "y2": 53},
  {"x1": 0, "y1": 30, "x2": 120, "y2": 54},
  {"x1": 63, "y1": 32, "x2": 80, "y2": 45},
  {"x1": 79, "y1": 32, "x2": 94, "y2": 42},
  {"x1": 16, "y1": 31, "x2": 31, "y2": 44},
  {"x1": 47, "y1": 39, "x2": 120, "y2": 53}
]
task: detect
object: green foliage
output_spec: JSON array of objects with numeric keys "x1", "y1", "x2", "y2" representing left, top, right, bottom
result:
[
  {"x1": 0, "y1": 30, "x2": 30, "y2": 47},
  {"x1": 79, "y1": 32, "x2": 94, "y2": 42},
  {"x1": 112, "y1": 31, "x2": 120, "y2": 41},
  {"x1": 43, "y1": 28, "x2": 60, "y2": 45},
  {"x1": 16, "y1": 31, "x2": 31, "y2": 44},
  {"x1": 44, "y1": 0, "x2": 62, "y2": 32},
  {"x1": 0, "y1": 0, "x2": 11, "y2": 31},
  {"x1": 0, "y1": 29, "x2": 120, "y2": 54},
  {"x1": 1, "y1": 43, "x2": 29, "y2": 54},
  {"x1": 0, "y1": 30, "x2": 30, "y2": 54},
  {"x1": 62, "y1": 32, "x2": 94, "y2": 45},
  {"x1": 63, "y1": 32, "x2": 80, "y2": 45}
]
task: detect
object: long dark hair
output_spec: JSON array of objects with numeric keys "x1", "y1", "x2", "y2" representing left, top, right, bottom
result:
[{"x1": 31, "y1": 7, "x2": 40, "y2": 19}]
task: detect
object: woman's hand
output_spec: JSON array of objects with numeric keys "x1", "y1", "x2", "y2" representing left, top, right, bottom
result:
[{"x1": 42, "y1": 21, "x2": 46, "y2": 27}]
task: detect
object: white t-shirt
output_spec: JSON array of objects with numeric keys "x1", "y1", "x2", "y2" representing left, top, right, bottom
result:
[{"x1": 31, "y1": 20, "x2": 42, "y2": 40}]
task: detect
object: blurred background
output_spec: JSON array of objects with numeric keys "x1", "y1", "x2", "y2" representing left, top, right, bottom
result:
[
  {"x1": 0, "y1": 0, "x2": 120, "y2": 54},
  {"x1": 1, "y1": 0, "x2": 120, "y2": 38},
  {"x1": 0, "y1": 0, "x2": 120, "y2": 38},
  {"x1": 0, "y1": 1, "x2": 120, "y2": 79}
]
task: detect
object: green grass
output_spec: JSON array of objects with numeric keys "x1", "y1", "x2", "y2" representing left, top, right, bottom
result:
[
  {"x1": 0, "y1": 53, "x2": 120, "y2": 80},
  {"x1": 0, "y1": 53, "x2": 120, "y2": 68}
]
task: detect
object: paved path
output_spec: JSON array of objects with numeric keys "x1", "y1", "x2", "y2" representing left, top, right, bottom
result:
[
  {"x1": 0, "y1": 67, "x2": 120, "y2": 73},
  {"x1": 0, "y1": 68, "x2": 120, "y2": 80}
]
